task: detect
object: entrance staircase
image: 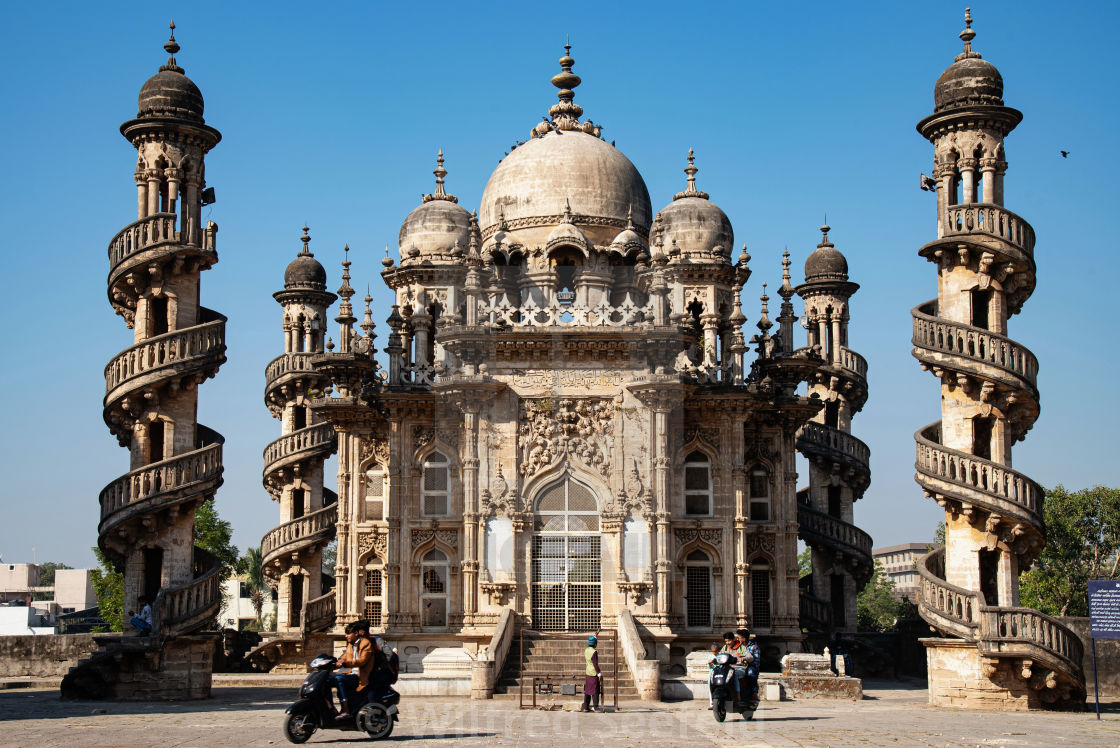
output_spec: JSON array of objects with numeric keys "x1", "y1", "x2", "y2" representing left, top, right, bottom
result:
[{"x1": 493, "y1": 632, "x2": 637, "y2": 700}]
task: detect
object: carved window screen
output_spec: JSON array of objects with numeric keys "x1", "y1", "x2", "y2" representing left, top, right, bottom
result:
[
  {"x1": 420, "y1": 549, "x2": 449, "y2": 628},
  {"x1": 684, "y1": 451, "x2": 712, "y2": 516},
  {"x1": 422, "y1": 452, "x2": 450, "y2": 517},
  {"x1": 685, "y1": 562, "x2": 712, "y2": 628},
  {"x1": 751, "y1": 565, "x2": 772, "y2": 628},
  {"x1": 363, "y1": 569, "x2": 383, "y2": 627},
  {"x1": 365, "y1": 468, "x2": 385, "y2": 521}
]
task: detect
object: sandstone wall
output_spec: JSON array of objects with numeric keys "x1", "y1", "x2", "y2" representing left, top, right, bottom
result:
[
  {"x1": 1058, "y1": 617, "x2": 1120, "y2": 698},
  {"x1": 0, "y1": 634, "x2": 98, "y2": 677}
]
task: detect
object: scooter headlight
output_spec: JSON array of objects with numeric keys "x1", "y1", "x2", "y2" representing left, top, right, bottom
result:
[
  {"x1": 715, "y1": 653, "x2": 732, "y2": 665},
  {"x1": 299, "y1": 681, "x2": 315, "y2": 697}
]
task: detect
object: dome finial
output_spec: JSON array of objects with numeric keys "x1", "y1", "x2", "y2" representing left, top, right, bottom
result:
[
  {"x1": 300, "y1": 225, "x2": 313, "y2": 256},
  {"x1": 957, "y1": 7, "x2": 981, "y2": 60},
  {"x1": 382, "y1": 244, "x2": 394, "y2": 268},
  {"x1": 626, "y1": 203, "x2": 635, "y2": 231},
  {"x1": 422, "y1": 149, "x2": 458, "y2": 204},
  {"x1": 819, "y1": 219, "x2": 833, "y2": 247},
  {"x1": 674, "y1": 148, "x2": 710, "y2": 200},
  {"x1": 549, "y1": 39, "x2": 584, "y2": 130},
  {"x1": 562, "y1": 198, "x2": 574, "y2": 224},
  {"x1": 160, "y1": 19, "x2": 184, "y2": 73}
]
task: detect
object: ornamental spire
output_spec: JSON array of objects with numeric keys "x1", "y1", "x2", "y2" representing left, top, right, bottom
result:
[
  {"x1": 422, "y1": 149, "x2": 459, "y2": 204},
  {"x1": 299, "y1": 225, "x2": 313, "y2": 257},
  {"x1": 956, "y1": 7, "x2": 982, "y2": 61},
  {"x1": 160, "y1": 20, "x2": 184, "y2": 74},
  {"x1": 674, "y1": 148, "x2": 710, "y2": 200},
  {"x1": 548, "y1": 39, "x2": 584, "y2": 130}
]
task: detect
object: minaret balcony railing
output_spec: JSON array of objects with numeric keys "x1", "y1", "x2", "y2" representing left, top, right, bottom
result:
[
  {"x1": 797, "y1": 421, "x2": 871, "y2": 468},
  {"x1": 917, "y1": 547, "x2": 981, "y2": 639},
  {"x1": 99, "y1": 442, "x2": 223, "y2": 524},
  {"x1": 104, "y1": 319, "x2": 226, "y2": 400},
  {"x1": 912, "y1": 301, "x2": 1038, "y2": 392},
  {"x1": 261, "y1": 500, "x2": 337, "y2": 563},
  {"x1": 485, "y1": 296, "x2": 657, "y2": 329},
  {"x1": 797, "y1": 503, "x2": 873, "y2": 561},
  {"x1": 153, "y1": 548, "x2": 223, "y2": 635},
  {"x1": 108, "y1": 212, "x2": 180, "y2": 272},
  {"x1": 942, "y1": 203, "x2": 1035, "y2": 259},
  {"x1": 979, "y1": 607, "x2": 1084, "y2": 676},
  {"x1": 263, "y1": 422, "x2": 337, "y2": 478},
  {"x1": 914, "y1": 422, "x2": 1042, "y2": 525},
  {"x1": 264, "y1": 352, "x2": 316, "y2": 388}
]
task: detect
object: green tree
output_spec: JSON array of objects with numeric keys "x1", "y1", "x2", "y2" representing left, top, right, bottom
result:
[
  {"x1": 237, "y1": 546, "x2": 267, "y2": 623},
  {"x1": 1020, "y1": 484, "x2": 1120, "y2": 617},
  {"x1": 89, "y1": 548, "x2": 123, "y2": 632},
  {"x1": 857, "y1": 562, "x2": 905, "y2": 632},
  {"x1": 195, "y1": 499, "x2": 239, "y2": 573},
  {"x1": 798, "y1": 547, "x2": 812, "y2": 579}
]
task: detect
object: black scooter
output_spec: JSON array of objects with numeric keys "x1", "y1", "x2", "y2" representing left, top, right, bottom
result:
[
  {"x1": 709, "y1": 652, "x2": 759, "y2": 722},
  {"x1": 283, "y1": 653, "x2": 400, "y2": 743}
]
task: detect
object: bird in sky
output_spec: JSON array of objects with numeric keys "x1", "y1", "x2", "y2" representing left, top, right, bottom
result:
[{"x1": 1060, "y1": 150, "x2": 1070, "y2": 158}]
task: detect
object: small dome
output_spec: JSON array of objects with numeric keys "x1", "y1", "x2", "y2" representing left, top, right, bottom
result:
[
  {"x1": 285, "y1": 253, "x2": 327, "y2": 290},
  {"x1": 804, "y1": 225, "x2": 848, "y2": 282},
  {"x1": 934, "y1": 56, "x2": 1003, "y2": 112},
  {"x1": 545, "y1": 218, "x2": 590, "y2": 252},
  {"x1": 933, "y1": 10, "x2": 1004, "y2": 113},
  {"x1": 137, "y1": 25, "x2": 205, "y2": 123},
  {"x1": 653, "y1": 150, "x2": 732, "y2": 262},
  {"x1": 398, "y1": 199, "x2": 471, "y2": 261}
]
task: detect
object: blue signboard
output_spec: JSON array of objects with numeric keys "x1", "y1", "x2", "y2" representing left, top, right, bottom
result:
[{"x1": 1088, "y1": 580, "x2": 1120, "y2": 639}]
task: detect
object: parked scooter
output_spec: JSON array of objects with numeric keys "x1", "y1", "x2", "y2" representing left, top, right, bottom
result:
[
  {"x1": 709, "y1": 652, "x2": 759, "y2": 722},
  {"x1": 283, "y1": 653, "x2": 400, "y2": 742}
]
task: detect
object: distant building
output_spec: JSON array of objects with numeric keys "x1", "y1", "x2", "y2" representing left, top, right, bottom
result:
[
  {"x1": 0, "y1": 564, "x2": 97, "y2": 632},
  {"x1": 219, "y1": 574, "x2": 278, "y2": 631},
  {"x1": 872, "y1": 543, "x2": 927, "y2": 603}
]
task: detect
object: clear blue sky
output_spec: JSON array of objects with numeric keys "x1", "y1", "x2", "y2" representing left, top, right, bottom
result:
[{"x1": 1, "y1": 1, "x2": 1117, "y2": 569}]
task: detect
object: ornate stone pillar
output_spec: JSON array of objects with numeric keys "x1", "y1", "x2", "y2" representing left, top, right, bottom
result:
[
  {"x1": 980, "y1": 157, "x2": 998, "y2": 203},
  {"x1": 733, "y1": 465, "x2": 749, "y2": 626},
  {"x1": 960, "y1": 157, "x2": 978, "y2": 204},
  {"x1": 146, "y1": 169, "x2": 161, "y2": 217},
  {"x1": 135, "y1": 170, "x2": 148, "y2": 219},
  {"x1": 830, "y1": 313, "x2": 842, "y2": 364},
  {"x1": 461, "y1": 402, "x2": 481, "y2": 619},
  {"x1": 165, "y1": 167, "x2": 181, "y2": 215},
  {"x1": 335, "y1": 427, "x2": 354, "y2": 624},
  {"x1": 386, "y1": 414, "x2": 404, "y2": 626}
]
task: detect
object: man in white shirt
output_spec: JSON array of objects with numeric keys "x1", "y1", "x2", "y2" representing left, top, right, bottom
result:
[{"x1": 128, "y1": 596, "x2": 153, "y2": 634}]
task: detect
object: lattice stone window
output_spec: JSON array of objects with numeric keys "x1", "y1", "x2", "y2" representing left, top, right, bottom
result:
[
  {"x1": 363, "y1": 568, "x2": 383, "y2": 627},
  {"x1": 751, "y1": 562, "x2": 772, "y2": 628},
  {"x1": 683, "y1": 451, "x2": 712, "y2": 516},
  {"x1": 421, "y1": 549, "x2": 449, "y2": 628},
  {"x1": 365, "y1": 467, "x2": 385, "y2": 521},
  {"x1": 749, "y1": 468, "x2": 771, "y2": 522},
  {"x1": 421, "y1": 452, "x2": 450, "y2": 517},
  {"x1": 685, "y1": 549, "x2": 713, "y2": 629}
]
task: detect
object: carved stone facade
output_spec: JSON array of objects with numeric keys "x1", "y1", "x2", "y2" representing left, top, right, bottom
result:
[{"x1": 289, "y1": 45, "x2": 873, "y2": 678}]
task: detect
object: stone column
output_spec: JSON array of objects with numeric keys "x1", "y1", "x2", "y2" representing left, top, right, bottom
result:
[
  {"x1": 830, "y1": 313, "x2": 842, "y2": 364},
  {"x1": 652, "y1": 405, "x2": 671, "y2": 614},
  {"x1": 980, "y1": 158, "x2": 998, "y2": 203},
  {"x1": 335, "y1": 428, "x2": 353, "y2": 624},
  {"x1": 146, "y1": 169, "x2": 161, "y2": 217},
  {"x1": 732, "y1": 465, "x2": 748, "y2": 626},
  {"x1": 165, "y1": 168, "x2": 181, "y2": 215},
  {"x1": 959, "y1": 158, "x2": 978, "y2": 204},
  {"x1": 701, "y1": 313, "x2": 720, "y2": 368},
  {"x1": 411, "y1": 312, "x2": 431, "y2": 370},
  {"x1": 461, "y1": 402, "x2": 481, "y2": 620},
  {"x1": 183, "y1": 177, "x2": 200, "y2": 246},
  {"x1": 386, "y1": 415, "x2": 404, "y2": 625},
  {"x1": 135, "y1": 170, "x2": 148, "y2": 219}
]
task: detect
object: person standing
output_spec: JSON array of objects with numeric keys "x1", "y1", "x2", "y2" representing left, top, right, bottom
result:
[{"x1": 580, "y1": 635, "x2": 602, "y2": 712}]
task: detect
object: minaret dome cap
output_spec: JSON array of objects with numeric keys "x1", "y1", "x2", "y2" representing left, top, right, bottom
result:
[{"x1": 137, "y1": 21, "x2": 206, "y2": 123}]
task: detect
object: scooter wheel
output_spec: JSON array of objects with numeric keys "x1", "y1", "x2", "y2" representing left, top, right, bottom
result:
[
  {"x1": 357, "y1": 703, "x2": 394, "y2": 740},
  {"x1": 713, "y1": 701, "x2": 726, "y2": 722},
  {"x1": 283, "y1": 712, "x2": 315, "y2": 744}
]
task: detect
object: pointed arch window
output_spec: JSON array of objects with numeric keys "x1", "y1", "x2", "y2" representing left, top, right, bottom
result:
[
  {"x1": 421, "y1": 549, "x2": 449, "y2": 629},
  {"x1": 365, "y1": 466, "x2": 386, "y2": 521},
  {"x1": 422, "y1": 451, "x2": 450, "y2": 517},
  {"x1": 750, "y1": 559, "x2": 772, "y2": 628},
  {"x1": 684, "y1": 451, "x2": 712, "y2": 516},
  {"x1": 749, "y1": 467, "x2": 771, "y2": 522},
  {"x1": 363, "y1": 567, "x2": 383, "y2": 627}
]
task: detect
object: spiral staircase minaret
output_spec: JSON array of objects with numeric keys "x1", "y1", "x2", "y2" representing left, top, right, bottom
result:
[
  {"x1": 793, "y1": 230, "x2": 873, "y2": 634},
  {"x1": 913, "y1": 11, "x2": 1084, "y2": 709},
  {"x1": 63, "y1": 24, "x2": 226, "y2": 700},
  {"x1": 261, "y1": 228, "x2": 338, "y2": 636}
]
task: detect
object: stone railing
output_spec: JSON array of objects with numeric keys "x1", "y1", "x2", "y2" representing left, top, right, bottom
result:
[
  {"x1": 799, "y1": 590, "x2": 832, "y2": 631},
  {"x1": 264, "y1": 352, "x2": 316, "y2": 388},
  {"x1": 303, "y1": 590, "x2": 336, "y2": 633},
  {"x1": 797, "y1": 504, "x2": 873, "y2": 563},
  {"x1": 836, "y1": 346, "x2": 867, "y2": 379},
  {"x1": 108, "y1": 212, "x2": 180, "y2": 273},
  {"x1": 104, "y1": 319, "x2": 226, "y2": 398},
  {"x1": 912, "y1": 300, "x2": 1038, "y2": 391},
  {"x1": 485, "y1": 296, "x2": 657, "y2": 329},
  {"x1": 797, "y1": 421, "x2": 871, "y2": 470},
  {"x1": 943, "y1": 203, "x2": 1035, "y2": 258},
  {"x1": 914, "y1": 422, "x2": 1042, "y2": 524},
  {"x1": 617, "y1": 608, "x2": 661, "y2": 700},
  {"x1": 262, "y1": 423, "x2": 336, "y2": 477},
  {"x1": 917, "y1": 547, "x2": 981, "y2": 640},
  {"x1": 979, "y1": 607, "x2": 1085, "y2": 676},
  {"x1": 99, "y1": 442, "x2": 223, "y2": 524},
  {"x1": 471, "y1": 606, "x2": 516, "y2": 699},
  {"x1": 261, "y1": 501, "x2": 337, "y2": 565},
  {"x1": 153, "y1": 548, "x2": 223, "y2": 634}
]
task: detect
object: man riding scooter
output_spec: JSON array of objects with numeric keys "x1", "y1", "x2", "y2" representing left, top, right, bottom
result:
[
  {"x1": 334, "y1": 622, "x2": 373, "y2": 718},
  {"x1": 721, "y1": 629, "x2": 760, "y2": 705}
]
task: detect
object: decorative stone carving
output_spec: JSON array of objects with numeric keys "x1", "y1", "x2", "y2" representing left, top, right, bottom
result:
[
  {"x1": 411, "y1": 528, "x2": 459, "y2": 549},
  {"x1": 357, "y1": 531, "x2": 388, "y2": 562},
  {"x1": 617, "y1": 580, "x2": 653, "y2": 606},
  {"x1": 675, "y1": 526, "x2": 722, "y2": 549},
  {"x1": 745, "y1": 532, "x2": 776, "y2": 556},
  {"x1": 480, "y1": 581, "x2": 517, "y2": 606},
  {"x1": 359, "y1": 437, "x2": 390, "y2": 467},
  {"x1": 684, "y1": 428, "x2": 721, "y2": 451},
  {"x1": 517, "y1": 397, "x2": 614, "y2": 478}
]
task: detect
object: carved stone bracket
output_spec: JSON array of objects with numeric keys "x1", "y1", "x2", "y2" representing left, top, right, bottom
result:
[
  {"x1": 617, "y1": 580, "x2": 653, "y2": 606},
  {"x1": 480, "y1": 581, "x2": 517, "y2": 606}
]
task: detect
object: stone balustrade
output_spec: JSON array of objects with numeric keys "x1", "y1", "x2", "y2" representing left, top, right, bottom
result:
[
  {"x1": 264, "y1": 352, "x2": 316, "y2": 388},
  {"x1": 303, "y1": 590, "x2": 336, "y2": 634},
  {"x1": 943, "y1": 203, "x2": 1035, "y2": 258},
  {"x1": 797, "y1": 504, "x2": 873, "y2": 561},
  {"x1": 917, "y1": 548, "x2": 980, "y2": 639},
  {"x1": 797, "y1": 421, "x2": 871, "y2": 468},
  {"x1": 263, "y1": 423, "x2": 336, "y2": 476},
  {"x1": 912, "y1": 301, "x2": 1038, "y2": 390},
  {"x1": 99, "y1": 442, "x2": 223, "y2": 524},
  {"x1": 155, "y1": 550, "x2": 223, "y2": 634},
  {"x1": 485, "y1": 296, "x2": 656, "y2": 328},
  {"x1": 799, "y1": 591, "x2": 831, "y2": 630},
  {"x1": 108, "y1": 212, "x2": 179, "y2": 272},
  {"x1": 105, "y1": 319, "x2": 226, "y2": 397},
  {"x1": 262, "y1": 501, "x2": 337, "y2": 563},
  {"x1": 980, "y1": 607, "x2": 1084, "y2": 674},
  {"x1": 914, "y1": 422, "x2": 1042, "y2": 523},
  {"x1": 836, "y1": 346, "x2": 867, "y2": 379}
]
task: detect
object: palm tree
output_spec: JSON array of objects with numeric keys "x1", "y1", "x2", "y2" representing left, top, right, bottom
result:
[{"x1": 243, "y1": 546, "x2": 266, "y2": 623}]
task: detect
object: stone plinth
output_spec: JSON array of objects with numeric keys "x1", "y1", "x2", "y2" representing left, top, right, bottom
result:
[
  {"x1": 778, "y1": 653, "x2": 862, "y2": 699},
  {"x1": 62, "y1": 634, "x2": 217, "y2": 701},
  {"x1": 923, "y1": 637, "x2": 1039, "y2": 710}
]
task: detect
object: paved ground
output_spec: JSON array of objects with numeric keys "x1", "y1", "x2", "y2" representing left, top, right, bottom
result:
[{"x1": 1, "y1": 679, "x2": 1118, "y2": 747}]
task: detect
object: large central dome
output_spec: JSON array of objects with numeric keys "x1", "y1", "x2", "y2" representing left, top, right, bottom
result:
[{"x1": 479, "y1": 130, "x2": 652, "y2": 236}]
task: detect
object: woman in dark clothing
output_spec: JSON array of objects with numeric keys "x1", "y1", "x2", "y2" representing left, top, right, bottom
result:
[{"x1": 581, "y1": 635, "x2": 602, "y2": 712}]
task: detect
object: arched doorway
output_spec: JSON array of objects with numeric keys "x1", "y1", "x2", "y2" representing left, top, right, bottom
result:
[{"x1": 531, "y1": 475, "x2": 601, "y2": 631}]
